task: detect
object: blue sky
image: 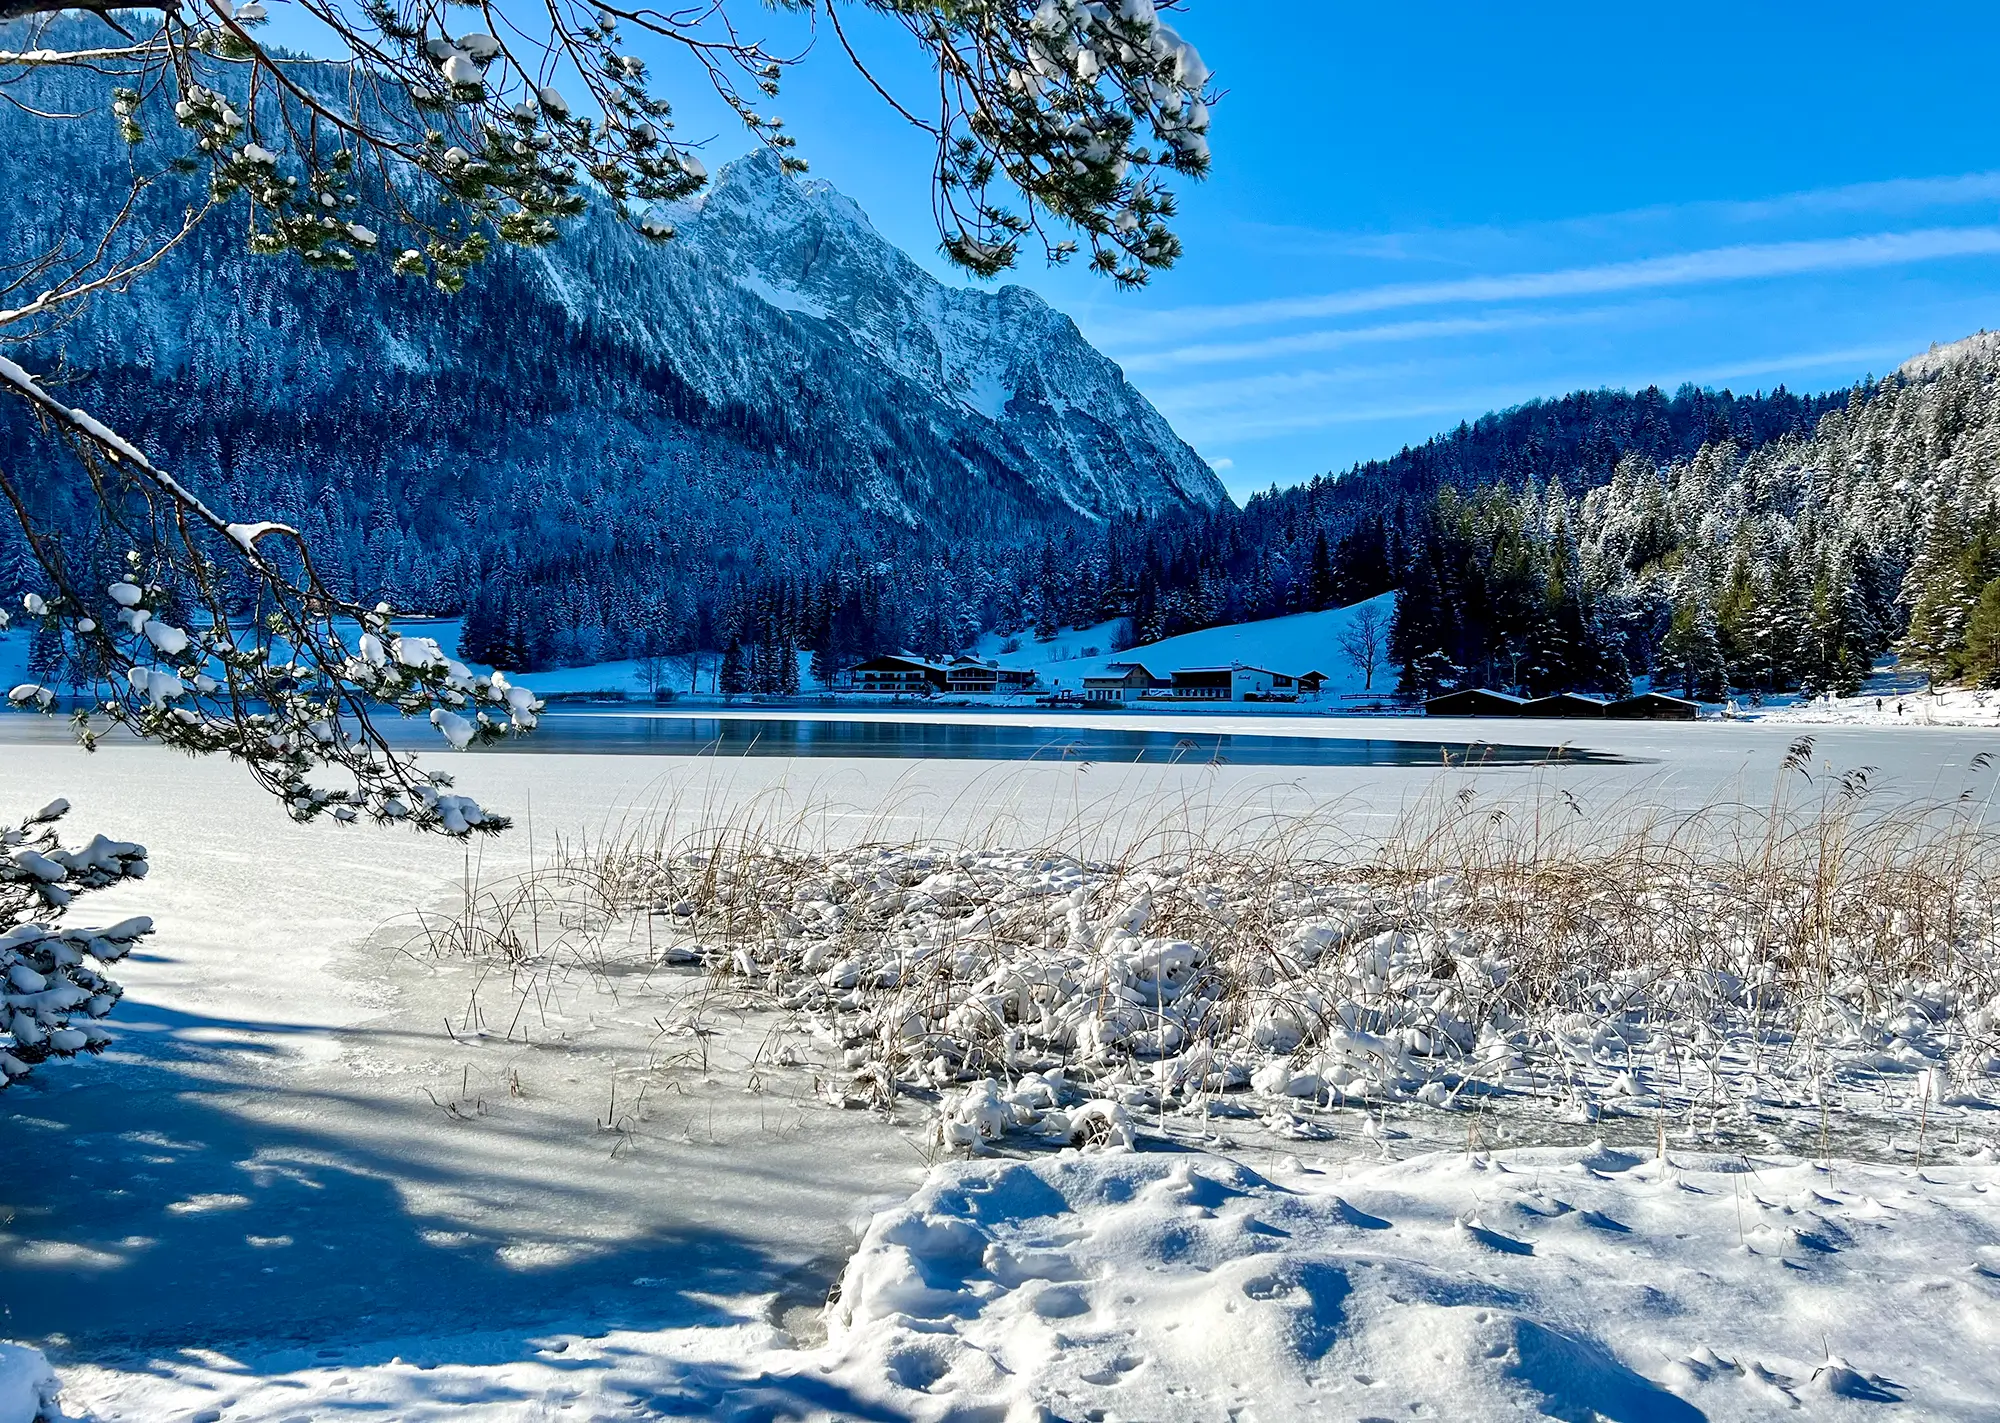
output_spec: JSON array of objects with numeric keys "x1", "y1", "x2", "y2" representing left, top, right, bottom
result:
[{"x1": 562, "y1": 5, "x2": 2000, "y2": 499}]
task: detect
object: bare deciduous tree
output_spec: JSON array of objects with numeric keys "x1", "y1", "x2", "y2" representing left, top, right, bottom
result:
[{"x1": 1338, "y1": 602, "x2": 1385, "y2": 691}]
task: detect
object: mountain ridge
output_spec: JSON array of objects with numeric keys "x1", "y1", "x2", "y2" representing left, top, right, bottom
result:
[{"x1": 664, "y1": 146, "x2": 1223, "y2": 519}]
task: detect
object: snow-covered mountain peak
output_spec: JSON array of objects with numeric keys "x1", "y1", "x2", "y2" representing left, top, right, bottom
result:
[
  {"x1": 672, "y1": 146, "x2": 1222, "y2": 516},
  {"x1": 796, "y1": 176, "x2": 878, "y2": 235}
]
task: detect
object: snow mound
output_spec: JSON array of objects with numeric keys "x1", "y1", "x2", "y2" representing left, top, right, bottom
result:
[
  {"x1": 822, "y1": 1146, "x2": 1998, "y2": 1420},
  {"x1": 0, "y1": 1343, "x2": 60, "y2": 1423}
]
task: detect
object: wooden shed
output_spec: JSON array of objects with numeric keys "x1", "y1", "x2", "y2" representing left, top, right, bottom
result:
[
  {"x1": 1605, "y1": 692, "x2": 1700, "y2": 721},
  {"x1": 1424, "y1": 688, "x2": 1527, "y2": 717},
  {"x1": 1521, "y1": 692, "x2": 1609, "y2": 718}
]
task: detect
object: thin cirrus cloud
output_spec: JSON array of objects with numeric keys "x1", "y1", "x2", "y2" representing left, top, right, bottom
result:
[
  {"x1": 1229, "y1": 170, "x2": 2000, "y2": 264},
  {"x1": 1098, "y1": 225, "x2": 2000, "y2": 348},
  {"x1": 1113, "y1": 303, "x2": 1641, "y2": 374},
  {"x1": 1156, "y1": 342, "x2": 1920, "y2": 445}
]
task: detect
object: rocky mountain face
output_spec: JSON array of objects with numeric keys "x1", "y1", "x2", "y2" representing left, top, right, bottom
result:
[{"x1": 670, "y1": 148, "x2": 1222, "y2": 519}]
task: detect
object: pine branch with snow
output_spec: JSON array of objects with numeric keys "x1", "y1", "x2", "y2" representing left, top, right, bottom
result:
[{"x1": 1, "y1": 798, "x2": 150, "y2": 1089}]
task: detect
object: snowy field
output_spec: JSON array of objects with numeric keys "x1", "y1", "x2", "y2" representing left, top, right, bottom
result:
[
  {"x1": 4, "y1": 716, "x2": 2000, "y2": 1422},
  {"x1": 975, "y1": 597, "x2": 1399, "y2": 697}
]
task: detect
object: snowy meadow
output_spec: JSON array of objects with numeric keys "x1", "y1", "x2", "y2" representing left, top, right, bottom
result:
[{"x1": 5, "y1": 718, "x2": 2000, "y2": 1421}]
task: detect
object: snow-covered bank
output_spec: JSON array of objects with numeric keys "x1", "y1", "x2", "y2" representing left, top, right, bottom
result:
[{"x1": 1731, "y1": 685, "x2": 2000, "y2": 729}]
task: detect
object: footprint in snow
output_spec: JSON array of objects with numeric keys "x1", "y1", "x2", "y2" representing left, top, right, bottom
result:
[
  {"x1": 1077, "y1": 1353, "x2": 1144, "y2": 1386},
  {"x1": 1030, "y1": 1284, "x2": 1090, "y2": 1319}
]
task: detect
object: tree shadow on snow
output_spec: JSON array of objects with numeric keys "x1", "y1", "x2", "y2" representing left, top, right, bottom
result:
[{"x1": 0, "y1": 998, "x2": 884, "y2": 1415}]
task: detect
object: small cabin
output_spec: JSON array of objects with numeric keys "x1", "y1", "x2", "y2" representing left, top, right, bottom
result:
[
  {"x1": 1082, "y1": 662, "x2": 1159, "y2": 702},
  {"x1": 1424, "y1": 688, "x2": 1527, "y2": 717},
  {"x1": 1605, "y1": 692, "x2": 1700, "y2": 721},
  {"x1": 1296, "y1": 671, "x2": 1329, "y2": 698},
  {"x1": 1521, "y1": 692, "x2": 1609, "y2": 718}
]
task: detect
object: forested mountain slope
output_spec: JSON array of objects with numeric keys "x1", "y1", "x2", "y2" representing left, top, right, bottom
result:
[
  {"x1": 0, "y1": 55, "x2": 1220, "y2": 669},
  {"x1": 1387, "y1": 332, "x2": 2000, "y2": 698},
  {"x1": 1006, "y1": 382, "x2": 1848, "y2": 651}
]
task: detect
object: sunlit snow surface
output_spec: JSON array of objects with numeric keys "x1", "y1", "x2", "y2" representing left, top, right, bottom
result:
[
  {"x1": 5, "y1": 725, "x2": 2000, "y2": 1421},
  {"x1": 37, "y1": 1145, "x2": 2000, "y2": 1422}
]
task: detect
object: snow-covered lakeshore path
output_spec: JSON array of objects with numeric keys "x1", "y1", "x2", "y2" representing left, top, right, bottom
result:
[{"x1": 5, "y1": 723, "x2": 2000, "y2": 1421}]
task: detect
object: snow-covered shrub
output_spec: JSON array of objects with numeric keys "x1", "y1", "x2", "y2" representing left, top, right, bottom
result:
[{"x1": 1, "y1": 800, "x2": 151, "y2": 1088}]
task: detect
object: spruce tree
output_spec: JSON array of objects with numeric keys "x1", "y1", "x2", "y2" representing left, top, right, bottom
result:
[
  {"x1": 1897, "y1": 496, "x2": 1971, "y2": 681},
  {"x1": 1715, "y1": 546, "x2": 1761, "y2": 690},
  {"x1": 719, "y1": 640, "x2": 748, "y2": 698},
  {"x1": 1659, "y1": 591, "x2": 1726, "y2": 700}
]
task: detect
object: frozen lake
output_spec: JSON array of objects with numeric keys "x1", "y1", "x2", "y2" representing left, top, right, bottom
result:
[
  {"x1": 399, "y1": 710, "x2": 1631, "y2": 766},
  {"x1": 4, "y1": 711, "x2": 1997, "y2": 1418}
]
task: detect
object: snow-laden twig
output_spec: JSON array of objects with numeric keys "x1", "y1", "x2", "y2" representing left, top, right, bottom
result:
[{"x1": 1, "y1": 798, "x2": 151, "y2": 1087}]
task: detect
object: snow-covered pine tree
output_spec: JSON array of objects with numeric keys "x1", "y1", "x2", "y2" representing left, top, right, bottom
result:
[
  {"x1": 1900, "y1": 504, "x2": 2000, "y2": 685},
  {"x1": 1658, "y1": 584, "x2": 1727, "y2": 701},
  {"x1": 719, "y1": 639, "x2": 748, "y2": 699},
  {"x1": 1715, "y1": 544, "x2": 1763, "y2": 689},
  {"x1": 1801, "y1": 540, "x2": 1881, "y2": 697},
  {"x1": 1961, "y1": 575, "x2": 2000, "y2": 687}
]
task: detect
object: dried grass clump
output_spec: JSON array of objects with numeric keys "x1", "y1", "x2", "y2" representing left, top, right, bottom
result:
[{"x1": 424, "y1": 742, "x2": 2000, "y2": 1153}]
